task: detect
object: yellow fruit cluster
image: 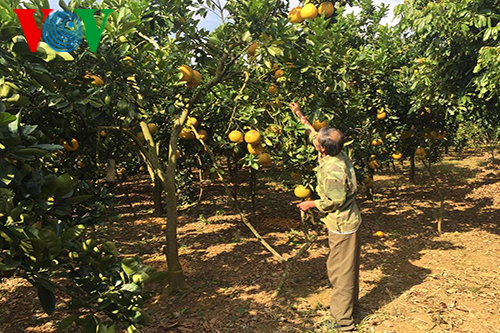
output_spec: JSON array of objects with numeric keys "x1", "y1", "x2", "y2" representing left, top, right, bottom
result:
[{"x1": 288, "y1": 2, "x2": 335, "y2": 24}]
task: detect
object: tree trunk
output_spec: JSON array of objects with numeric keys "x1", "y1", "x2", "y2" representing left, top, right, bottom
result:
[
  {"x1": 409, "y1": 154, "x2": 416, "y2": 184},
  {"x1": 153, "y1": 177, "x2": 164, "y2": 216}
]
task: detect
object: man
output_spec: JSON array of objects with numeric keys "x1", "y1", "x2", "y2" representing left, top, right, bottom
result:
[{"x1": 290, "y1": 102, "x2": 362, "y2": 332}]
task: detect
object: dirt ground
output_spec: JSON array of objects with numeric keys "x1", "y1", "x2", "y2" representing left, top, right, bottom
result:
[{"x1": 1, "y1": 149, "x2": 499, "y2": 333}]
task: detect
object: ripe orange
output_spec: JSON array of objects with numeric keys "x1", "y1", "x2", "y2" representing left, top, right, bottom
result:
[
  {"x1": 301, "y1": 3, "x2": 318, "y2": 20},
  {"x1": 294, "y1": 185, "x2": 311, "y2": 199},
  {"x1": 377, "y1": 110, "x2": 386, "y2": 120},
  {"x1": 313, "y1": 120, "x2": 328, "y2": 131},
  {"x1": 375, "y1": 231, "x2": 384, "y2": 238},
  {"x1": 415, "y1": 147, "x2": 426, "y2": 159},
  {"x1": 368, "y1": 160, "x2": 381, "y2": 170},
  {"x1": 187, "y1": 80, "x2": 200, "y2": 88},
  {"x1": 392, "y1": 152, "x2": 403, "y2": 160},
  {"x1": 186, "y1": 117, "x2": 198, "y2": 128},
  {"x1": 288, "y1": 7, "x2": 303, "y2": 23},
  {"x1": 192, "y1": 70, "x2": 202, "y2": 84},
  {"x1": 77, "y1": 161, "x2": 86, "y2": 168},
  {"x1": 244, "y1": 130, "x2": 261, "y2": 144},
  {"x1": 274, "y1": 69, "x2": 284, "y2": 79},
  {"x1": 148, "y1": 123, "x2": 158, "y2": 135},
  {"x1": 318, "y1": 1, "x2": 334, "y2": 18},
  {"x1": 63, "y1": 138, "x2": 79, "y2": 152},
  {"x1": 257, "y1": 153, "x2": 272, "y2": 166},
  {"x1": 198, "y1": 129, "x2": 208, "y2": 141},
  {"x1": 161, "y1": 225, "x2": 167, "y2": 231},
  {"x1": 371, "y1": 138, "x2": 383, "y2": 147},
  {"x1": 100, "y1": 130, "x2": 107, "y2": 137},
  {"x1": 136, "y1": 132, "x2": 145, "y2": 143},
  {"x1": 180, "y1": 128, "x2": 195, "y2": 140},
  {"x1": 247, "y1": 143, "x2": 264, "y2": 155},
  {"x1": 178, "y1": 64, "x2": 194, "y2": 82},
  {"x1": 268, "y1": 85, "x2": 277, "y2": 95},
  {"x1": 247, "y1": 42, "x2": 260, "y2": 57},
  {"x1": 228, "y1": 130, "x2": 244, "y2": 143}
]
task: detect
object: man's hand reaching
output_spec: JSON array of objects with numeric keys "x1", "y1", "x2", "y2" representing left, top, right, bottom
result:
[
  {"x1": 297, "y1": 200, "x2": 316, "y2": 212},
  {"x1": 289, "y1": 102, "x2": 304, "y2": 119}
]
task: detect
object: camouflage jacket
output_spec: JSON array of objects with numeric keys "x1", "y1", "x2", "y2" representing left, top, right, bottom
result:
[{"x1": 310, "y1": 131, "x2": 361, "y2": 233}]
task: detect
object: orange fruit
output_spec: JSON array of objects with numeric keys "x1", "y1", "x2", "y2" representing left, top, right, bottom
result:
[
  {"x1": 294, "y1": 185, "x2": 311, "y2": 199},
  {"x1": 318, "y1": 1, "x2": 334, "y2": 18},
  {"x1": 247, "y1": 143, "x2": 264, "y2": 155},
  {"x1": 198, "y1": 129, "x2": 208, "y2": 141},
  {"x1": 247, "y1": 42, "x2": 260, "y2": 57},
  {"x1": 257, "y1": 153, "x2": 272, "y2": 165},
  {"x1": 375, "y1": 231, "x2": 384, "y2": 237},
  {"x1": 415, "y1": 147, "x2": 426, "y2": 159},
  {"x1": 136, "y1": 132, "x2": 145, "y2": 143},
  {"x1": 178, "y1": 64, "x2": 194, "y2": 82},
  {"x1": 186, "y1": 117, "x2": 198, "y2": 128},
  {"x1": 192, "y1": 70, "x2": 202, "y2": 84},
  {"x1": 100, "y1": 130, "x2": 107, "y2": 137},
  {"x1": 392, "y1": 152, "x2": 403, "y2": 160},
  {"x1": 371, "y1": 138, "x2": 383, "y2": 147},
  {"x1": 313, "y1": 120, "x2": 328, "y2": 131},
  {"x1": 377, "y1": 111, "x2": 386, "y2": 120},
  {"x1": 245, "y1": 130, "x2": 261, "y2": 144},
  {"x1": 161, "y1": 225, "x2": 167, "y2": 230},
  {"x1": 77, "y1": 161, "x2": 86, "y2": 168},
  {"x1": 368, "y1": 160, "x2": 381, "y2": 170},
  {"x1": 301, "y1": 3, "x2": 318, "y2": 20},
  {"x1": 268, "y1": 85, "x2": 277, "y2": 95},
  {"x1": 63, "y1": 138, "x2": 79, "y2": 152},
  {"x1": 180, "y1": 128, "x2": 195, "y2": 140},
  {"x1": 148, "y1": 123, "x2": 158, "y2": 135},
  {"x1": 288, "y1": 7, "x2": 303, "y2": 23},
  {"x1": 228, "y1": 130, "x2": 244, "y2": 143},
  {"x1": 274, "y1": 69, "x2": 284, "y2": 79},
  {"x1": 187, "y1": 80, "x2": 200, "y2": 88}
]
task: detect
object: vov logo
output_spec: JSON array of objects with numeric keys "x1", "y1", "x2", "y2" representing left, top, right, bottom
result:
[{"x1": 14, "y1": 8, "x2": 113, "y2": 52}]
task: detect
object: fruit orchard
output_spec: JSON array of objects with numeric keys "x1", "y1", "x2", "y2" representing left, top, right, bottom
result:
[{"x1": 1, "y1": 0, "x2": 499, "y2": 331}]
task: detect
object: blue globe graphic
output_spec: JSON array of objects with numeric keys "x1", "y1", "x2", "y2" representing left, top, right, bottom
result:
[{"x1": 42, "y1": 11, "x2": 83, "y2": 52}]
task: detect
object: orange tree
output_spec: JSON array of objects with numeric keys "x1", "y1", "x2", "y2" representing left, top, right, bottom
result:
[
  {"x1": 0, "y1": 0, "x2": 169, "y2": 330},
  {"x1": 395, "y1": 0, "x2": 500, "y2": 163}
]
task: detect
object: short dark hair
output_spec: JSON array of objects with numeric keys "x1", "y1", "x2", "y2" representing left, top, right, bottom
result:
[{"x1": 318, "y1": 127, "x2": 345, "y2": 156}]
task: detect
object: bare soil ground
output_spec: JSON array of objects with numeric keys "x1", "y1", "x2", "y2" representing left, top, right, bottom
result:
[{"x1": 1, "y1": 149, "x2": 499, "y2": 333}]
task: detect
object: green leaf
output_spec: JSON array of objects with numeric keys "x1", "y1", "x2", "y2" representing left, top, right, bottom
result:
[
  {"x1": 58, "y1": 314, "x2": 78, "y2": 330},
  {"x1": 0, "y1": 112, "x2": 16, "y2": 126},
  {"x1": 32, "y1": 73, "x2": 56, "y2": 92},
  {"x1": 121, "y1": 258, "x2": 141, "y2": 277},
  {"x1": 39, "y1": 228, "x2": 62, "y2": 256},
  {"x1": 122, "y1": 283, "x2": 140, "y2": 293},
  {"x1": 67, "y1": 195, "x2": 93, "y2": 205},
  {"x1": 37, "y1": 285, "x2": 56, "y2": 315},
  {"x1": 242, "y1": 31, "x2": 251, "y2": 42}
]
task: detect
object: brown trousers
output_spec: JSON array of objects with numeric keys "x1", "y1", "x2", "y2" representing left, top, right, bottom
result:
[{"x1": 327, "y1": 226, "x2": 361, "y2": 331}]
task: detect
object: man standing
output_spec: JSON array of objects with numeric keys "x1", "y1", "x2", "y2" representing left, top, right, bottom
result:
[{"x1": 290, "y1": 102, "x2": 362, "y2": 332}]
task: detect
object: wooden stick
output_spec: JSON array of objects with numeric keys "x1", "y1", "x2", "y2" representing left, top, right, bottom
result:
[{"x1": 274, "y1": 234, "x2": 318, "y2": 297}]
